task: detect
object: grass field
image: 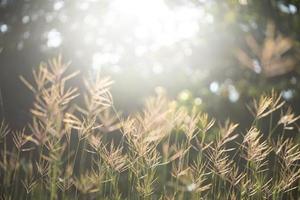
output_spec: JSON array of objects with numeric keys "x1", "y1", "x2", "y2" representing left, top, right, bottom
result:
[{"x1": 1, "y1": 57, "x2": 300, "y2": 199}]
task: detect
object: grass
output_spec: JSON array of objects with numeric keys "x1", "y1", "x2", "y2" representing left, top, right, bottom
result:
[{"x1": 1, "y1": 56, "x2": 300, "y2": 199}]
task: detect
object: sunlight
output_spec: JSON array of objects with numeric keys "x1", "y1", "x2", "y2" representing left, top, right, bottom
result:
[
  {"x1": 46, "y1": 29, "x2": 62, "y2": 48},
  {"x1": 89, "y1": 0, "x2": 213, "y2": 71},
  {"x1": 106, "y1": 0, "x2": 209, "y2": 47},
  {"x1": 92, "y1": 52, "x2": 120, "y2": 69},
  {"x1": 0, "y1": 24, "x2": 8, "y2": 33}
]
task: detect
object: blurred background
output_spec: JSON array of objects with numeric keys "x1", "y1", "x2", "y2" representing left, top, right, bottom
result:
[{"x1": 0, "y1": 0, "x2": 300, "y2": 129}]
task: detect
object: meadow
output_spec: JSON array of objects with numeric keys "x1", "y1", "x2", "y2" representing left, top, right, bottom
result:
[{"x1": 1, "y1": 57, "x2": 300, "y2": 200}]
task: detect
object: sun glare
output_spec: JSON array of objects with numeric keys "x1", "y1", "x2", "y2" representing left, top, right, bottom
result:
[
  {"x1": 91, "y1": 0, "x2": 213, "y2": 70},
  {"x1": 108, "y1": 0, "x2": 210, "y2": 47}
]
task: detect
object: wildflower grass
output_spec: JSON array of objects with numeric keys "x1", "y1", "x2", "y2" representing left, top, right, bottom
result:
[{"x1": 1, "y1": 57, "x2": 300, "y2": 199}]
